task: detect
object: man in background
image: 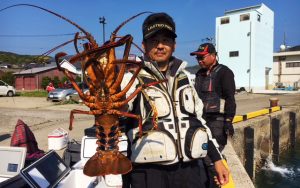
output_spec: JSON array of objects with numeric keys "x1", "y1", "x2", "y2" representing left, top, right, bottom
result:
[{"x1": 191, "y1": 43, "x2": 236, "y2": 188}]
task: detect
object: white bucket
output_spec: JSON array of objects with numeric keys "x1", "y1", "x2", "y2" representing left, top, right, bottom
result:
[{"x1": 48, "y1": 128, "x2": 69, "y2": 150}]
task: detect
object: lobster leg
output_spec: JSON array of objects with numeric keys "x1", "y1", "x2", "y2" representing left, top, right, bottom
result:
[
  {"x1": 67, "y1": 69, "x2": 94, "y2": 102},
  {"x1": 107, "y1": 62, "x2": 125, "y2": 91},
  {"x1": 104, "y1": 35, "x2": 133, "y2": 90},
  {"x1": 69, "y1": 109, "x2": 102, "y2": 130},
  {"x1": 84, "y1": 65, "x2": 100, "y2": 96},
  {"x1": 55, "y1": 53, "x2": 95, "y2": 102},
  {"x1": 110, "y1": 65, "x2": 142, "y2": 102},
  {"x1": 90, "y1": 61, "x2": 106, "y2": 89},
  {"x1": 112, "y1": 79, "x2": 167, "y2": 109},
  {"x1": 109, "y1": 110, "x2": 143, "y2": 137},
  {"x1": 107, "y1": 35, "x2": 133, "y2": 92},
  {"x1": 109, "y1": 59, "x2": 141, "y2": 96},
  {"x1": 104, "y1": 35, "x2": 133, "y2": 75}
]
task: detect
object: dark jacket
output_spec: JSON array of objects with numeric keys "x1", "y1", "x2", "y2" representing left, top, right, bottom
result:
[{"x1": 195, "y1": 62, "x2": 236, "y2": 121}]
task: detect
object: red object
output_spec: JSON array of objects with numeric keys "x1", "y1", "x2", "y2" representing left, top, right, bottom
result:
[
  {"x1": 190, "y1": 43, "x2": 216, "y2": 56},
  {"x1": 46, "y1": 83, "x2": 55, "y2": 93},
  {"x1": 10, "y1": 119, "x2": 44, "y2": 159},
  {"x1": 48, "y1": 134, "x2": 67, "y2": 138}
]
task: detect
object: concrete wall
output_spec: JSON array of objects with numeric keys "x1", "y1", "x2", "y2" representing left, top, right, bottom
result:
[{"x1": 232, "y1": 106, "x2": 300, "y2": 180}]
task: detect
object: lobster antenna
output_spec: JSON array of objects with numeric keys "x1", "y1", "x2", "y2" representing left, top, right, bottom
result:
[
  {"x1": 33, "y1": 35, "x2": 87, "y2": 63},
  {"x1": 0, "y1": 4, "x2": 98, "y2": 46},
  {"x1": 111, "y1": 11, "x2": 153, "y2": 39},
  {"x1": 114, "y1": 36, "x2": 144, "y2": 53}
]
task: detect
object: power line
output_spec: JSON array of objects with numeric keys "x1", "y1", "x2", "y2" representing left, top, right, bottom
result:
[{"x1": 0, "y1": 33, "x2": 76, "y2": 38}]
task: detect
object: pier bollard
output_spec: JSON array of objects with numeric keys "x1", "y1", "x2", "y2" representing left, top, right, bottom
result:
[
  {"x1": 272, "y1": 118, "x2": 280, "y2": 163},
  {"x1": 244, "y1": 126, "x2": 254, "y2": 180},
  {"x1": 269, "y1": 97, "x2": 279, "y2": 107},
  {"x1": 289, "y1": 112, "x2": 296, "y2": 149}
]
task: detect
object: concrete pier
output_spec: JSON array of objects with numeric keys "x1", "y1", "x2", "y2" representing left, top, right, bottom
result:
[
  {"x1": 229, "y1": 105, "x2": 300, "y2": 185},
  {"x1": 224, "y1": 140, "x2": 255, "y2": 188}
]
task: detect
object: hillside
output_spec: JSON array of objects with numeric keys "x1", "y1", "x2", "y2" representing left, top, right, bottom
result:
[
  {"x1": 0, "y1": 51, "x2": 52, "y2": 66},
  {"x1": 0, "y1": 51, "x2": 200, "y2": 72},
  {"x1": 186, "y1": 65, "x2": 199, "y2": 74}
]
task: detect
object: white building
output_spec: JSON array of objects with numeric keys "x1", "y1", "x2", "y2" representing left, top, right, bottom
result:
[
  {"x1": 215, "y1": 4, "x2": 274, "y2": 91},
  {"x1": 273, "y1": 46, "x2": 300, "y2": 89}
]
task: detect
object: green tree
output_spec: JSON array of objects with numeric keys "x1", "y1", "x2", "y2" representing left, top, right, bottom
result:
[
  {"x1": 53, "y1": 76, "x2": 60, "y2": 88},
  {"x1": 61, "y1": 76, "x2": 69, "y2": 84},
  {"x1": 75, "y1": 76, "x2": 81, "y2": 83},
  {"x1": 0, "y1": 71, "x2": 15, "y2": 85},
  {"x1": 41, "y1": 76, "x2": 51, "y2": 89}
]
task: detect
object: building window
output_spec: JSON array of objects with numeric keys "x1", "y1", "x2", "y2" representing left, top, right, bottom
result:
[
  {"x1": 286, "y1": 62, "x2": 300, "y2": 68},
  {"x1": 221, "y1": 17, "x2": 230, "y2": 24},
  {"x1": 240, "y1": 14, "x2": 250, "y2": 21},
  {"x1": 257, "y1": 14, "x2": 261, "y2": 22},
  {"x1": 229, "y1": 51, "x2": 239, "y2": 57}
]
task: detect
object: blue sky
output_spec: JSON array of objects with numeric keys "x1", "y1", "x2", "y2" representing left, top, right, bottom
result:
[{"x1": 1, "y1": 0, "x2": 299, "y2": 66}]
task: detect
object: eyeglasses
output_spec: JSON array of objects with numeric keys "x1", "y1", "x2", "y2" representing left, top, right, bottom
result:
[{"x1": 196, "y1": 54, "x2": 210, "y2": 61}]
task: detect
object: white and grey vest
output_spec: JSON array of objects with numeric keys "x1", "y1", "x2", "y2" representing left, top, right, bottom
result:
[{"x1": 126, "y1": 58, "x2": 213, "y2": 165}]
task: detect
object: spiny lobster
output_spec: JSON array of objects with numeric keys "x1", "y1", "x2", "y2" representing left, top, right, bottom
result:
[{"x1": 1, "y1": 4, "x2": 162, "y2": 176}]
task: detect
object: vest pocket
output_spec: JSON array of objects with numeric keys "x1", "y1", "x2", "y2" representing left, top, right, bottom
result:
[
  {"x1": 179, "y1": 86, "x2": 195, "y2": 114},
  {"x1": 185, "y1": 127, "x2": 208, "y2": 159},
  {"x1": 144, "y1": 87, "x2": 171, "y2": 118},
  {"x1": 203, "y1": 92, "x2": 221, "y2": 113},
  {"x1": 130, "y1": 130, "x2": 177, "y2": 163}
]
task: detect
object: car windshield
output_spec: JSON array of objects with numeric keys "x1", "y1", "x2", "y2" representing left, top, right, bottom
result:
[
  {"x1": 57, "y1": 82, "x2": 73, "y2": 89},
  {"x1": 57, "y1": 82, "x2": 88, "y2": 90}
]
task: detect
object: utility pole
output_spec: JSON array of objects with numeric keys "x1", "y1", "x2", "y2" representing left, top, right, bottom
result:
[{"x1": 99, "y1": 17, "x2": 106, "y2": 44}]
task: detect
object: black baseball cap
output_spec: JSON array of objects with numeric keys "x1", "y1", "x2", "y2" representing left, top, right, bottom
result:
[
  {"x1": 142, "y1": 12, "x2": 177, "y2": 40},
  {"x1": 190, "y1": 43, "x2": 216, "y2": 56}
]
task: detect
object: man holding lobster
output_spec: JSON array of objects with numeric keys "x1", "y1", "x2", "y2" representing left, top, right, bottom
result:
[{"x1": 123, "y1": 12, "x2": 229, "y2": 188}]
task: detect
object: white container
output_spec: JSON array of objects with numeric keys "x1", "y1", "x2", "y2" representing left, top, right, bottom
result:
[
  {"x1": 57, "y1": 135, "x2": 127, "y2": 187},
  {"x1": 80, "y1": 135, "x2": 128, "y2": 163},
  {"x1": 48, "y1": 128, "x2": 69, "y2": 150},
  {"x1": 0, "y1": 146, "x2": 26, "y2": 183},
  {"x1": 57, "y1": 169, "x2": 123, "y2": 188}
]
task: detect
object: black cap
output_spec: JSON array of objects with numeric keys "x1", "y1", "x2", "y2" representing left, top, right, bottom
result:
[
  {"x1": 142, "y1": 12, "x2": 177, "y2": 40},
  {"x1": 190, "y1": 43, "x2": 216, "y2": 56}
]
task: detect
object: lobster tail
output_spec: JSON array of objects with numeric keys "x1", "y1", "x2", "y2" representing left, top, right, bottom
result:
[{"x1": 83, "y1": 150, "x2": 132, "y2": 176}]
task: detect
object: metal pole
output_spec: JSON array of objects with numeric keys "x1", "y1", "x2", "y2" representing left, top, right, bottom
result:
[
  {"x1": 244, "y1": 127, "x2": 254, "y2": 179},
  {"x1": 99, "y1": 17, "x2": 106, "y2": 44},
  {"x1": 248, "y1": 21, "x2": 252, "y2": 92}
]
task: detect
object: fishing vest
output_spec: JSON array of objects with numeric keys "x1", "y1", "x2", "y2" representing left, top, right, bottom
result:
[
  {"x1": 127, "y1": 62, "x2": 209, "y2": 165},
  {"x1": 197, "y1": 64, "x2": 225, "y2": 114}
]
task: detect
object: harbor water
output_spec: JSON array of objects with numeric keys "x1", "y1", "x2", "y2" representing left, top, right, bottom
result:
[{"x1": 255, "y1": 139, "x2": 300, "y2": 188}]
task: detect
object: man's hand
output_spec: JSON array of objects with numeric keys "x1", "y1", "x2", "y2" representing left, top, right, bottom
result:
[
  {"x1": 214, "y1": 160, "x2": 229, "y2": 186},
  {"x1": 224, "y1": 121, "x2": 234, "y2": 137}
]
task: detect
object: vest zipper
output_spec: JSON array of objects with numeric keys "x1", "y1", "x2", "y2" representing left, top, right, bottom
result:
[
  {"x1": 171, "y1": 76, "x2": 183, "y2": 160},
  {"x1": 149, "y1": 65, "x2": 184, "y2": 160}
]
